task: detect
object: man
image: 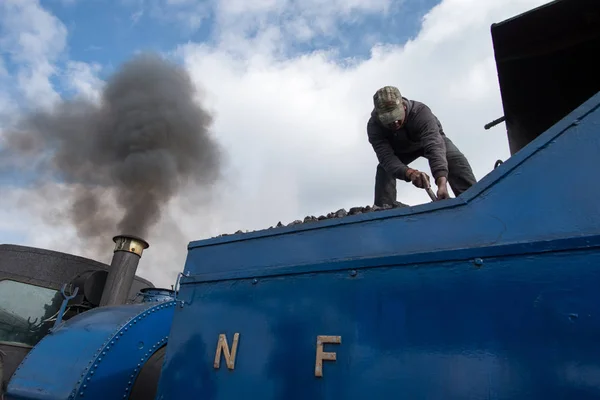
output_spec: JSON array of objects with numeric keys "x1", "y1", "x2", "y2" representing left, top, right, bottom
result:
[{"x1": 367, "y1": 85, "x2": 477, "y2": 207}]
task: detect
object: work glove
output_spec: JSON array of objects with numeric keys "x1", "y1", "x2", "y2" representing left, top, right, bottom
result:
[{"x1": 406, "y1": 168, "x2": 431, "y2": 189}]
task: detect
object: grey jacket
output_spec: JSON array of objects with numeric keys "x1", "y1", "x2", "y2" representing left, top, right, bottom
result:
[{"x1": 367, "y1": 98, "x2": 449, "y2": 182}]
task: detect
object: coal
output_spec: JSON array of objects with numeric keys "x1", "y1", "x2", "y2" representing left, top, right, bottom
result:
[{"x1": 213, "y1": 201, "x2": 408, "y2": 239}]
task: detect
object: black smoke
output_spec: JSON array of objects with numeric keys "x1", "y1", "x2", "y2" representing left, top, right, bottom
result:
[{"x1": 0, "y1": 52, "x2": 223, "y2": 251}]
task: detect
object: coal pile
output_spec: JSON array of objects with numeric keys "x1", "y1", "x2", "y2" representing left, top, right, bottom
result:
[{"x1": 215, "y1": 202, "x2": 408, "y2": 238}]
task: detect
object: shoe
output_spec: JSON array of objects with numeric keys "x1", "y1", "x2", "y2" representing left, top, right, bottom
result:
[{"x1": 374, "y1": 201, "x2": 409, "y2": 209}]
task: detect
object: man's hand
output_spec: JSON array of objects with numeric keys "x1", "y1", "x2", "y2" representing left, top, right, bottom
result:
[
  {"x1": 406, "y1": 168, "x2": 431, "y2": 189},
  {"x1": 436, "y1": 177, "x2": 450, "y2": 200}
]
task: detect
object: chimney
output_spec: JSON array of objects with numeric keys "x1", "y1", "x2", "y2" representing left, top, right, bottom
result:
[{"x1": 99, "y1": 234, "x2": 149, "y2": 307}]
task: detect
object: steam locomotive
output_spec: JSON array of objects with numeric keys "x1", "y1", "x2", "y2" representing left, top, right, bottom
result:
[{"x1": 1, "y1": 0, "x2": 600, "y2": 398}]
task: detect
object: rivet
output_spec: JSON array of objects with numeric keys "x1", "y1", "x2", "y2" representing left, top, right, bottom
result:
[
  {"x1": 473, "y1": 258, "x2": 484, "y2": 267},
  {"x1": 252, "y1": 278, "x2": 258, "y2": 285},
  {"x1": 349, "y1": 270, "x2": 357, "y2": 277},
  {"x1": 102, "y1": 351, "x2": 106, "y2": 355}
]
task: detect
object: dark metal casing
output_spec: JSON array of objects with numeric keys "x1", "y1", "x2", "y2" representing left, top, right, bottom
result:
[{"x1": 99, "y1": 235, "x2": 150, "y2": 307}]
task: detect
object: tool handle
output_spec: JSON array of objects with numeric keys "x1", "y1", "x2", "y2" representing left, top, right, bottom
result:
[
  {"x1": 484, "y1": 115, "x2": 506, "y2": 130},
  {"x1": 425, "y1": 187, "x2": 437, "y2": 202}
]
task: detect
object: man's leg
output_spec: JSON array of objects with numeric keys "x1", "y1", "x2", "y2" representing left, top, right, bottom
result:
[
  {"x1": 374, "y1": 163, "x2": 398, "y2": 207},
  {"x1": 444, "y1": 136, "x2": 477, "y2": 197}
]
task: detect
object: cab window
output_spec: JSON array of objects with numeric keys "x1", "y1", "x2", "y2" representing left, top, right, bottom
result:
[{"x1": 0, "y1": 279, "x2": 63, "y2": 347}]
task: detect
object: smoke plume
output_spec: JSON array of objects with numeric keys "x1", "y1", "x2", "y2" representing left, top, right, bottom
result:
[{"x1": 0, "y1": 52, "x2": 223, "y2": 253}]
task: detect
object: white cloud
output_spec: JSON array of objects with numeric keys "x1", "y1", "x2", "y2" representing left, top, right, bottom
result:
[
  {"x1": 145, "y1": 0, "x2": 394, "y2": 43},
  {"x1": 0, "y1": 57, "x2": 16, "y2": 130},
  {"x1": 0, "y1": 57, "x2": 7, "y2": 77},
  {"x1": 147, "y1": 0, "x2": 549, "y2": 285},
  {"x1": 0, "y1": 0, "x2": 105, "y2": 111},
  {"x1": 0, "y1": 0, "x2": 553, "y2": 289},
  {"x1": 0, "y1": 0, "x2": 67, "y2": 110},
  {"x1": 214, "y1": 0, "x2": 393, "y2": 42},
  {"x1": 63, "y1": 61, "x2": 104, "y2": 103},
  {"x1": 125, "y1": 0, "x2": 214, "y2": 32}
]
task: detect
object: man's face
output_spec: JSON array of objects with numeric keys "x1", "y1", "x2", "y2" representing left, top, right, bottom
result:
[
  {"x1": 386, "y1": 104, "x2": 407, "y2": 130},
  {"x1": 388, "y1": 120, "x2": 403, "y2": 130}
]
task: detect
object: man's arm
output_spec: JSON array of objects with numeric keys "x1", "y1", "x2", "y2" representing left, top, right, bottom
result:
[
  {"x1": 412, "y1": 105, "x2": 449, "y2": 182},
  {"x1": 367, "y1": 121, "x2": 410, "y2": 181}
]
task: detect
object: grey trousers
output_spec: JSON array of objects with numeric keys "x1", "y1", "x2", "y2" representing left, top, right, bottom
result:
[{"x1": 374, "y1": 136, "x2": 477, "y2": 207}]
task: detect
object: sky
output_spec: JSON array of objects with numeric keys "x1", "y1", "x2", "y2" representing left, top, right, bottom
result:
[{"x1": 0, "y1": 0, "x2": 552, "y2": 288}]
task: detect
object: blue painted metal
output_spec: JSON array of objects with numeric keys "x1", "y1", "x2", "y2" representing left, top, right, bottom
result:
[
  {"x1": 3, "y1": 3, "x2": 598, "y2": 399},
  {"x1": 5, "y1": 300, "x2": 175, "y2": 400},
  {"x1": 140, "y1": 288, "x2": 176, "y2": 303},
  {"x1": 181, "y1": 90, "x2": 600, "y2": 282},
  {"x1": 153, "y1": 92, "x2": 600, "y2": 399}
]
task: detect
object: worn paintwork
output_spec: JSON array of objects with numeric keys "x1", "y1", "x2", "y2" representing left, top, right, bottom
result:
[
  {"x1": 154, "y1": 92, "x2": 600, "y2": 399},
  {"x1": 157, "y1": 244, "x2": 600, "y2": 399},
  {"x1": 5, "y1": 299, "x2": 175, "y2": 400}
]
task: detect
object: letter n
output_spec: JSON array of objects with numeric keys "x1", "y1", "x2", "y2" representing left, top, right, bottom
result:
[{"x1": 214, "y1": 333, "x2": 240, "y2": 370}]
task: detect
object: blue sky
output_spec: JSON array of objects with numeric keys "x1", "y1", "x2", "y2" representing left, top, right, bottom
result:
[
  {"x1": 2, "y1": 0, "x2": 439, "y2": 88},
  {"x1": 0, "y1": 0, "x2": 548, "y2": 285},
  {"x1": 0, "y1": 0, "x2": 438, "y2": 183}
]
